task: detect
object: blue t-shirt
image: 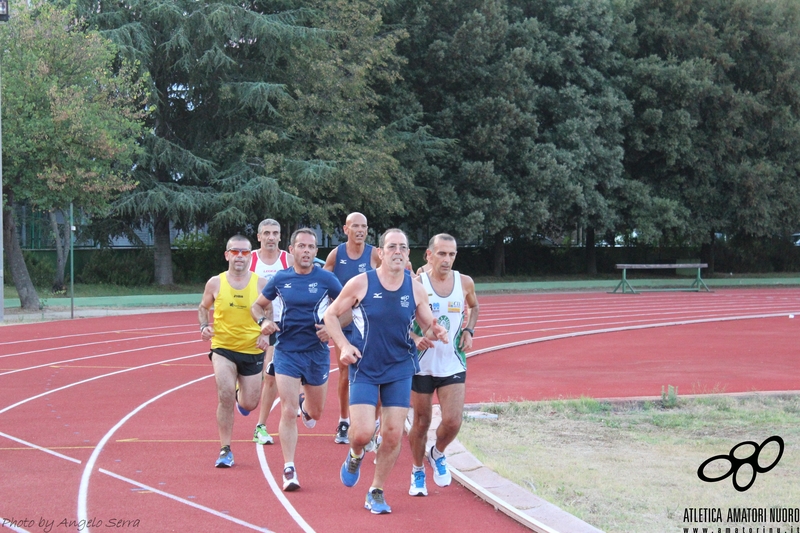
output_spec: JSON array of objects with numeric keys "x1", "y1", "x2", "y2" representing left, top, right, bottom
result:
[
  {"x1": 262, "y1": 266, "x2": 343, "y2": 354},
  {"x1": 349, "y1": 270, "x2": 419, "y2": 384}
]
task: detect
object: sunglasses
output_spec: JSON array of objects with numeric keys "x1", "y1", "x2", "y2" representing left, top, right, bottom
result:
[{"x1": 226, "y1": 248, "x2": 252, "y2": 257}]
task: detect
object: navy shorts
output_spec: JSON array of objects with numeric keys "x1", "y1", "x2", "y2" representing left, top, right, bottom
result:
[
  {"x1": 209, "y1": 348, "x2": 265, "y2": 377},
  {"x1": 273, "y1": 348, "x2": 329, "y2": 386},
  {"x1": 412, "y1": 372, "x2": 467, "y2": 394},
  {"x1": 350, "y1": 377, "x2": 413, "y2": 408}
]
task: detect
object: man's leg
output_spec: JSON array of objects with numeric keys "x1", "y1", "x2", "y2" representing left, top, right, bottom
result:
[
  {"x1": 211, "y1": 353, "x2": 237, "y2": 447},
  {"x1": 300, "y1": 380, "x2": 328, "y2": 422},
  {"x1": 371, "y1": 405, "x2": 408, "y2": 489},
  {"x1": 275, "y1": 374, "x2": 302, "y2": 464},
  {"x1": 337, "y1": 349, "x2": 350, "y2": 419},
  {"x1": 340, "y1": 386, "x2": 378, "y2": 489},
  {"x1": 409, "y1": 390, "x2": 434, "y2": 467},
  {"x1": 237, "y1": 370, "x2": 262, "y2": 412},
  {"x1": 254, "y1": 348, "x2": 278, "y2": 444},
  {"x1": 433, "y1": 382, "x2": 466, "y2": 453}
]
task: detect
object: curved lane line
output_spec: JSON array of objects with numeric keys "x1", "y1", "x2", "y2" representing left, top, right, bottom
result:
[
  {"x1": 0, "y1": 341, "x2": 203, "y2": 378},
  {"x1": 3, "y1": 323, "x2": 195, "y2": 347},
  {"x1": 1, "y1": 332, "x2": 197, "y2": 359},
  {"x1": 98, "y1": 469, "x2": 274, "y2": 533},
  {"x1": 256, "y1": 444, "x2": 315, "y2": 533},
  {"x1": 469, "y1": 312, "x2": 798, "y2": 358},
  {"x1": 0, "y1": 353, "x2": 205, "y2": 415}
]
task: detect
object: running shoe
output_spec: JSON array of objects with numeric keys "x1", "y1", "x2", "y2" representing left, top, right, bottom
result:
[
  {"x1": 428, "y1": 445, "x2": 452, "y2": 487},
  {"x1": 235, "y1": 384, "x2": 250, "y2": 416},
  {"x1": 283, "y1": 466, "x2": 300, "y2": 491},
  {"x1": 253, "y1": 424, "x2": 273, "y2": 445},
  {"x1": 215, "y1": 446, "x2": 234, "y2": 468},
  {"x1": 335, "y1": 421, "x2": 350, "y2": 444},
  {"x1": 409, "y1": 469, "x2": 428, "y2": 496},
  {"x1": 298, "y1": 393, "x2": 315, "y2": 428},
  {"x1": 340, "y1": 451, "x2": 364, "y2": 487},
  {"x1": 364, "y1": 488, "x2": 391, "y2": 514}
]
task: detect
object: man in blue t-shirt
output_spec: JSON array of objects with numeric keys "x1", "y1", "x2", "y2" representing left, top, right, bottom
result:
[{"x1": 251, "y1": 228, "x2": 343, "y2": 492}]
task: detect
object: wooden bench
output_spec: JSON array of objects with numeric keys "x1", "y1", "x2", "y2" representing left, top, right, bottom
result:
[{"x1": 611, "y1": 263, "x2": 710, "y2": 294}]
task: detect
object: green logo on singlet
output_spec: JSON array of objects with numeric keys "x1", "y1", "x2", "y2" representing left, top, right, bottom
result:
[{"x1": 438, "y1": 315, "x2": 450, "y2": 330}]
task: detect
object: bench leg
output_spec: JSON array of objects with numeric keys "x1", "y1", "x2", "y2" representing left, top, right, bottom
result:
[
  {"x1": 689, "y1": 268, "x2": 710, "y2": 292},
  {"x1": 611, "y1": 269, "x2": 637, "y2": 294}
]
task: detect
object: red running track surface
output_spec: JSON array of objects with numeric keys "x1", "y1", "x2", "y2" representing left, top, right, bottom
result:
[{"x1": 0, "y1": 288, "x2": 798, "y2": 532}]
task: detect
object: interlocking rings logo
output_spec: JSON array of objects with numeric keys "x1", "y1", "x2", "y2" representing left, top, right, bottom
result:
[{"x1": 697, "y1": 436, "x2": 784, "y2": 492}]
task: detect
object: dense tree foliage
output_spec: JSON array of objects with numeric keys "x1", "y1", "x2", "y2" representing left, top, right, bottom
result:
[
  {"x1": 6, "y1": 0, "x2": 800, "y2": 292},
  {"x1": 1, "y1": 4, "x2": 147, "y2": 308}
]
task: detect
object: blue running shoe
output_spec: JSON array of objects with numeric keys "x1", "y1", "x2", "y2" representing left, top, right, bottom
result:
[
  {"x1": 428, "y1": 445, "x2": 451, "y2": 487},
  {"x1": 364, "y1": 488, "x2": 391, "y2": 514},
  {"x1": 340, "y1": 451, "x2": 364, "y2": 487},
  {"x1": 235, "y1": 384, "x2": 250, "y2": 416},
  {"x1": 409, "y1": 469, "x2": 428, "y2": 496},
  {"x1": 215, "y1": 446, "x2": 234, "y2": 468}
]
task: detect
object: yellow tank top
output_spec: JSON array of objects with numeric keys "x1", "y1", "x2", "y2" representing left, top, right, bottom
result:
[{"x1": 211, "y1": 272, "x2": 262, "y2": 354}]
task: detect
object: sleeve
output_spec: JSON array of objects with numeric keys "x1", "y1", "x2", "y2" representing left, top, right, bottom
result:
[{"x1": 327, "y1": 270, "x2": 344, "y2": 300}]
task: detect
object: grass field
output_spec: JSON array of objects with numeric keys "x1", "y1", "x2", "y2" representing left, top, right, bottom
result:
[{"x1": 457, "y1": 395, "x2": 800, "y2": 533}]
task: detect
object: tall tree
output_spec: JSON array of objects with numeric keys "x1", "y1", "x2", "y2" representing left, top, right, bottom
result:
[{"x1": 1, "y1": 4, "x2": 147, "y2": 309}]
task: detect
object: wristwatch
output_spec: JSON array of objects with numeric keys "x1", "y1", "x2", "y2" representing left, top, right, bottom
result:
[
  {"x1": 463, "y1": 328, "x2": 474, "y2": 336},
  {"x1": 257, "y1": 317, "x2": 268, "y2": 326}
]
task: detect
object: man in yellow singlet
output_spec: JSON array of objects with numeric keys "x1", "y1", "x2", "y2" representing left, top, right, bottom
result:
[{"x1": 199, "y1": 235, "x2": 270, "y2": 468}]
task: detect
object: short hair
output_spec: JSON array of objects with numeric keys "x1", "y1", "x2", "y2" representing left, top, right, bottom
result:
[
  {"x1": 227, "y1": 235, "x2": 251, "y2": 249},
  {"x1": 428, "y1": 233, "x2": 457, "y2": 250},
  {"x1": 379, "y1": 228, "x2": 408, "y2": 248},
  {"x1": 290, "y1": 228, "x2": 317, "y2": 246},
  {"x1": 258, "y1": 218, "x2": 281, "y2": 232}
]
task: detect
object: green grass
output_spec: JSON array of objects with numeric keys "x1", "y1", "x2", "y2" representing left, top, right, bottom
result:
[{"x1": 458, "y1": 395, "x2": 800, "y2": 533}]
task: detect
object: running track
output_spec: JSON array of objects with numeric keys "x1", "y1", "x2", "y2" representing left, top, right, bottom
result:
[{"x1": 0, "y1": 288, "x2": 798, "y2": 533}]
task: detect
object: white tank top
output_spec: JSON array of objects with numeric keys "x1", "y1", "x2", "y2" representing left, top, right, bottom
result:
[
  {"x1": 417, "y1": 271, "x2": 467, "y2": 376},
  {"x1": 249, "y1": 250, "x2": 290, "y2": 319}
]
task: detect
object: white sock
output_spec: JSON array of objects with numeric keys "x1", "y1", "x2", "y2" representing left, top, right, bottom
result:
[
  {"x1": 340, "y1": 417, "x2": 350, "y2": 424},
  {"x1": 284, "y1": 462, "x2": 294, "y2": 470},
  {"x1": 412, "y1": 464, "x2": 425, "y2": 472},
  {"x1": 431, "y1": 446, "x2": 444, "y2": 460}
]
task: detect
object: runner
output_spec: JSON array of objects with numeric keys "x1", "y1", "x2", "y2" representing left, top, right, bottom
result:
[
  {"x1": 324, "y1": 228, "x2": 447, "y2": 514},
  {"x1": 408, "y1": 233, "x2": 479, "y2": 495},
  {"x1": 323, "y1": 212, "x2": 380, "y2": 444},
  {"x1": 248, "y1": 219, "x2": 294, "y2": 446},
  {"x1": 251, "y1": 228, "x2": 343, "y2": 491},
  {"x1": 198, "y1": 235, "x2": 269, "y2": 468}
]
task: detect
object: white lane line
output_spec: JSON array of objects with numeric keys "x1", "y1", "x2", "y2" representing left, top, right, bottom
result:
[
  {"x1": 256, "y1": 444, "x2": 315, "y2": 533},
  {"x1": 468, "y1": 312, "x2": 797, "y2": 358},
  {"x1": 99, "y1": 469, "x2": 274, "y2": 533},
  {"x1": 0, "y1": 341, "x2": 202, "y2": 378},
  {"x1": 2, "y1": 323, "x2": 196, "y2": 347},
  {"x1": 1, "y1": 331, "x2": 197, "y2": 359},
  {"x1": 77, "y1": 375, "x2": 212, "y2": 533},
  {"x1": 0, "y1": 431, "x2": 82, "y2": 464},
  {"x1": 0, "y1": 353, "x2": 205, "y2": 415}
]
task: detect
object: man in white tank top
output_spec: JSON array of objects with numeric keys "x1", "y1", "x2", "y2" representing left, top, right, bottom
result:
[
  {"x1": 408, "y1": 233, "x2": 479, "y2": 496},
  {"x1": 249, "y1": 219, "x2": 294, "y2": 446}
]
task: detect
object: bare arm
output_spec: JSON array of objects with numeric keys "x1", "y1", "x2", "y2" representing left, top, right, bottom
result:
[
  {"x1": 371, "y1": 246, "x2": 382, "y2": 268},
  {"x1": 459, "y1": 274, "x2": 479, "y2": 351},
  {"x1": 198, "y1": 276, "x2": 220, "y2": 341},
  {"x1": 323, "y1": 274, "x2": 368, "y2": 364},
  {"x1": 250, "y1": 293, "x2": 277, "y2": 335},
  {"x1": 323, "y1": 247, "x2": 337, "y2": 272},
  {"x1": 254, "y1": 277, "x2": 272, "y2": 350}
]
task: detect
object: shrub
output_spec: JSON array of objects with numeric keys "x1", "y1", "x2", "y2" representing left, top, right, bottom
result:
[{"x1": 78, "y1": 249, "x2": 154, "y2": 286}]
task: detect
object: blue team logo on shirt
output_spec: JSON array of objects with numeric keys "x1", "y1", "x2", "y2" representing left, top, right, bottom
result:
[
  {"x1": 358, "y1": 262, "x2": 368, "y2": 273},
  {"x1": 309, "y1": 282, "x2": 318, "y2": 294},
  {"x1": 400, "y1": 295, "x2": 410, "y2": 308}
]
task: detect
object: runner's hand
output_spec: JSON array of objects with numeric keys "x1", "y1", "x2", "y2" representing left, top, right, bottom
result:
[{"x1": 339, "y1": 344, "x2": 362, "y2": 365}]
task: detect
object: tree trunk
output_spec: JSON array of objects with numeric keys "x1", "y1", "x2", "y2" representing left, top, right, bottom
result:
[
  {"x1": 4, "y1": 199, "x2": 41, "y2": 310},
  {"x1": 585, "y1": 226, "x2": 597, "y2": 275},
  {"x1": 153, "y1": 214, "x2": 174, "y2": 285},
  {"x1": 492, "y1": 233, "x2": 505, "y2": 277},
  {"x1": 49, "y1": 209, "x2": 68, "y2": 290}
]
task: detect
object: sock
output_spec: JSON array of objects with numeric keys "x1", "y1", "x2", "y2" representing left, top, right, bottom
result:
[
  {"x1": 431, "y1": 446, "x2": 444, "y2": 460},
  {"x1": 284, "y1": 462, "x2": 294, "y2": 471},
  {"x1": 412, "y1": 464, "x2": 425, "y2": 472},
  {"x1": 369, "y1": 486, "x2": 382, "y2": 493},
  {"x1": 350, "y1": 449, "x2": 365, "y2": 460},
  {"x1": 340, "y1": 417, "x2": 350, "y2": 424}
]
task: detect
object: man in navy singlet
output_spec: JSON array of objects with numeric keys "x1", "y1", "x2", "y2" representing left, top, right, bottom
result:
[
  {"x1": 324, "y1": 228, "x2": 447, "y2": 515},
  {"x1": 323, "y1": 212, "x2": 381, "y2": 444},
  {"x1": 251, "y1": 228, "x2": 342, "y2": 492}
]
